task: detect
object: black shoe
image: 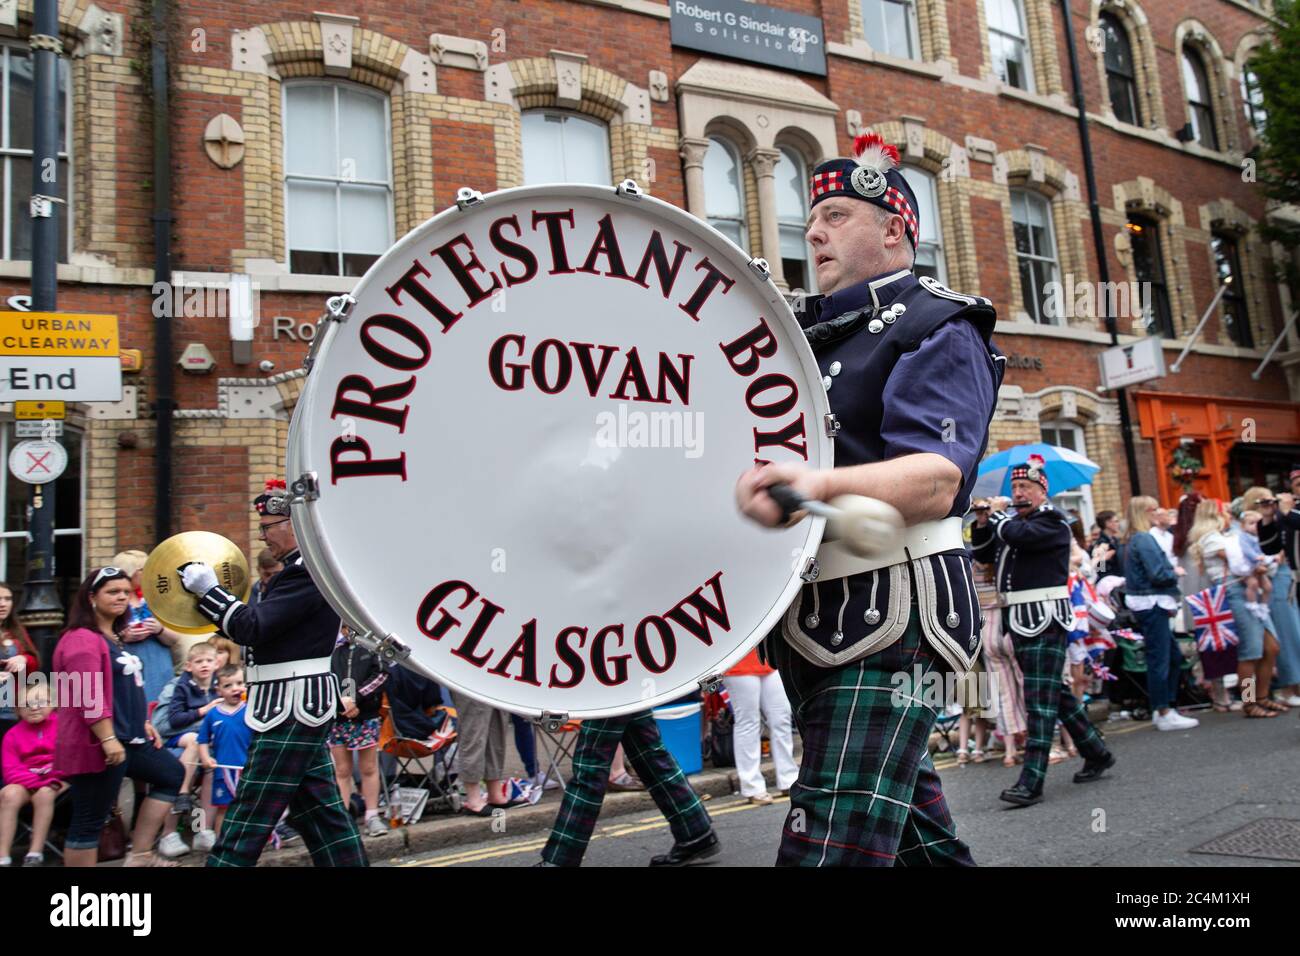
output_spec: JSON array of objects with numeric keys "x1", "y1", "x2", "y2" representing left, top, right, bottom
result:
[
  {"x1": 648, "y1": 830, "x2": 720, "y2": 867},
  {"x1": 999, "y1": 783, "x2": 1043, "y2": 807},
  {"x1": 1072, "y1": 751, "x2": 1115, "y2": 784}
]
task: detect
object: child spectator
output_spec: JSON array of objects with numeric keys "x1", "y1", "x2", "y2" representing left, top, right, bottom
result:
[
  {"x1": 330, "y1": 628, "x2": 388, "y2": 837},
  {"x1": 157, "y1": 642, "x2": 220, "y2": 820},
  {"x1": 0, "y1": 684, "x2": 66, "y2": 866},
  {"x1": 197, "y1": 665, "x2": 251, "y2": 841},
  {"x1": 1238, "y1": 510, "x2": 1276, "y2": 611},
  {"x1": 0, "y1": 583, "x2": 39, "y2": 745},
  {"x1": 208, "y1": 636, "x2": 241, "y2": 671}
]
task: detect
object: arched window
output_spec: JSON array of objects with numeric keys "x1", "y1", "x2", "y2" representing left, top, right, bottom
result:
[
  {"x1": 1126, "y1": 215, "x2": 1173, "y2": 337},
  {"x1": 1011, "y1": 189, "x2": 1058, "y2": 324},
  {"x1": 862, "y1": 0, "x2": 920, "y2": 60},
  {"x1": 1040, "y1": 419, "x2": 1095, "y2": 529},
  {"x1": 704, "y1": 137, "x2": 747, "y2": 250},
  {"x1": 1182, "y1": 46, "x2": 1219, "y2": 150},
  {"x1": 1241, "y1": 62, "x2": 1267, "y2": 138},
  {"x1": 1, "y1": 42, "x2": 70, "y2": 262},
  {"x1": 1212, "y1": 232, "x2": 1251, "y2": 348},
  {"x1": 899, "y1": 167, "x2": 946, "y2": 283},
  {"x1": 284, "y1": 82, "x2": 393, "y2": 276},
  {"x1": 775, "y1": 147, "x2": 812, "y2": 291},
  {"x1": 987, "y1": 0, "x2": 1033, "y2": 91},
  {"x1": 521, "y1": 111, "x2": 612, "y2": 185},
  {"x1": 1100, "y1": 13, "x2": 1140, "y2": 126}
]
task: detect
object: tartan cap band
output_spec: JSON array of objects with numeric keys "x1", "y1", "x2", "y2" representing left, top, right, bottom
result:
[
  {"x1": 809, "y1": 159, "x2": 919, "y2": 249},
  {"x1": 1010, "y1": 463, "x2": 1049, "y2": 493}
]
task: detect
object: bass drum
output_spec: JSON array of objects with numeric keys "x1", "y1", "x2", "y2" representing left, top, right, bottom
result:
[{"x1": 287, "y1": 182, "x2": 832, "y2": 719}]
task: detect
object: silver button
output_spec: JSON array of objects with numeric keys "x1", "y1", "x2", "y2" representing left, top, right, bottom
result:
[
  {"x1": 830, "y1": 631, "x2": 844, "y2": 647},
  {"x1": 946, "y1": 611, "x2": 960, "y2": 628},
  {"x1": 883, "y1": 309, "x2": 897, "y2": 324},
  {"x1": 868, "y1": 318, "x2": 884, "y2": 333},
  {"x1": 892, "y1": 302, "x2": 906, "y2": 315},
  {"x1": 829, "y1": 361, "x2": 842, "y2": 376},
  {"x1": 805, "y1": 614, "x2": 820, "y2": 628},
  {"x1": 864, "y1": 608, "x2": 881, "y2": 625},
  {"x1": 822, "y1": 375, "x2": 832, "y2": 391}
]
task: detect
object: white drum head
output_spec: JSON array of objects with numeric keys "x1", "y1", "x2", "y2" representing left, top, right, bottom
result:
[{"x1": 288, "y1": 183, "x2": 831, "y2": 718}]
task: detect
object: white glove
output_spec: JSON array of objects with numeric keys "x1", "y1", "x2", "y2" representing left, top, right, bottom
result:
[{"x1": 178, "y1": 562, "x2": 218, "y2": 595}]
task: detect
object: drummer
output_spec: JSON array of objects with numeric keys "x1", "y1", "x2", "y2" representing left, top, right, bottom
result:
[
  {"x1": 735, "y1": 133, "x2": 1003, "y2": 866},
  {"x1": 176, "y1": 479, "x2": 368, "y2": 867}
]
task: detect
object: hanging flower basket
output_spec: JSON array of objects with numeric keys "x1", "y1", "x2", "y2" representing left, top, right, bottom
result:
[{"x1": 1169, "y1": 444, "x2": 1203, "y2": 492}]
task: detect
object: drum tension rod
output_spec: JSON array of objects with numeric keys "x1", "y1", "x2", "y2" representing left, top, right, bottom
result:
[
  {"x1": 824, "y1": 413, "x2": 841, "y2": 438},
  {"x1": 800, "y1": 557, "x2": 821, "y2": 582},
  {"x1": 699, "y1": 674, "x2": 724, "y2": 695},
  {"x1": 538, "y1": 712, "x2": 569, "y2": 733},
  {"x1": 348, "y1": 628, "x2": 411, "y2": 664},
  {"x1": 289, "y1": 472, "x2": 320, "y2": 503},
  {"x1": 747, "y1": 257, "x2": 771, "y2": 280},
  {"x1": 455, "y1": 187, "x2": 485, "y2": 210}
]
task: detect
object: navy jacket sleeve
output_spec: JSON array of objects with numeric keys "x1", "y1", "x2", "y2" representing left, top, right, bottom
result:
[
  {"x1": 969, "y1": 519, "x2": 998, "y2": 563},
  {"x1": 167, "y1": 677, "x2": 203, "y2": 730},
  {"x1": 221, "y1": 567, "x2": 327, "y2": 648},
  {"x1": 1259, "y1": 516, "x2": 1281, "y2": 554},
  {"x1": 994, "y1": 510, "x2": 1070, "y2": 552}
]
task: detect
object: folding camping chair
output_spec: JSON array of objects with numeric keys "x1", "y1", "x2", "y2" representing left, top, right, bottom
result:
[
  {"x1": 532, "y1": 717, "x2": 582, "y2": 792},
  {"x1": 377, "y1": 696, "x2": 462, "y2": 820}
]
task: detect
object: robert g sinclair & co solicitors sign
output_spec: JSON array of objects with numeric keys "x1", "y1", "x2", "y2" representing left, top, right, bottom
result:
[{"x1": 671, "y1": 0, "x2": 826, "y2": 76}]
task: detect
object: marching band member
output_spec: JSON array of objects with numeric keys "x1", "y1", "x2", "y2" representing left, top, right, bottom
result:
[
  {"x1": 970, "y1": 458, "x2": 1115, "y2": 806},
  {"x1": 176, "y1": 479, "x2": 368, "y2": 867},
  {"x1": 1257, "y1": 467, "x2": 1300, "y2": 589},
  {"x1": 735, "y1": 134, "x2": 1001, "y2": 865}
]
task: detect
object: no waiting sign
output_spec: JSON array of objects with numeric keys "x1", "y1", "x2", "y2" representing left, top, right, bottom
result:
[{"x1": 9, "y1": 439, "x2": 68, "y2": 484}]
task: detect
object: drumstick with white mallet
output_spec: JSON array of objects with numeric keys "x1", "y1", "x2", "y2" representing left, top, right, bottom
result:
[{"x1": 765, "y1": 482, "x2": 905, "y2": 559}]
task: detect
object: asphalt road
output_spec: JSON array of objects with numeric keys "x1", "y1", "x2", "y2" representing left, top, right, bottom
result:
[{"x1": 389, "y1": 709, "x2": 1300, "y2": 867}]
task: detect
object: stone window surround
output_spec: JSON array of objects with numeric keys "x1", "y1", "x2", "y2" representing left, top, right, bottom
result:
[
  {"x1": 676, "y1": 59, "x2": 838, "y2": 290},
  {"x1": 1109, "y1": 176, "x2": 1195, "y2": 339},
  {"x1": 1088, "y1": 0, "x2": 1166, "y2": 132},
  {"x1": 1199, "y1": 198, "x2": 1271, "y2": 351},
  {"x1": 974, "y1": 0, "x2": 1066, "y2": 99},
  {"x1": 1233, "y1": 29, "x2": 1271, "y2": 151},
  {"x1": 842, "y1": 0, "x2": 955, "y2": 68},
  {"x1": 1174, "y1": 20, "x2": 1239, "y2": 157},
  {"x1": 993, "y1": 146, "x2": 1088, "y2": 328}
]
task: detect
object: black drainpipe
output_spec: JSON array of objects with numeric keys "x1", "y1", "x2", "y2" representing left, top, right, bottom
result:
[
  {"x1": 1060, "y1": 0, "x2": 1143, "y2": 496},
  {"x1": 151, "y1": 0, "x2": 174, "y2": 543}
]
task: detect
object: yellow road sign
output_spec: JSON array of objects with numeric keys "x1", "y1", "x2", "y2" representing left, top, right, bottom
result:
[
  {"x1": 0, "y1": 313, "x2": 119, "y2": 357},
  {"x1": 14, "y1": 401, "x2": 65, "y2": 420}
]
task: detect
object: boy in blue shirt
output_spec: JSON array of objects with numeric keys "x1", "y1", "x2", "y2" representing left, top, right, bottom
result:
[{"x1": 197, "y1": 665, "x2": 252, "y2": 844}]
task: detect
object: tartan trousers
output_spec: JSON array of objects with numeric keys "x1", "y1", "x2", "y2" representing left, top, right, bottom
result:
[
  {"x1": 207, "y1": 717, "x2": 368, "y2": 868},
  {"x1": 1009, "y1": 619, "x2": 1108, "y2": 792},
  {"x1": 541, "y1": 711, "x2": 712, "y2": 867},
  {"x1": 768, "y1": 618, "x2": 974, "y2": 867}
]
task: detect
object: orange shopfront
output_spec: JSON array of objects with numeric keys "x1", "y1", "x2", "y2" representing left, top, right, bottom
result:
[{"x1": 1136, "y1": 392, "x2": 1300, "y2": 506}]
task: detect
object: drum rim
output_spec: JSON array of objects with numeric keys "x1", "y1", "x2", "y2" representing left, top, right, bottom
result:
[{"x1": 287, "y1": 181, "x2": 833, "y2": 718}]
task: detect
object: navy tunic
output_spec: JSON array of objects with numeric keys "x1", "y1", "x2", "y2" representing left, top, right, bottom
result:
[{"x1": 779, "y1": 269, "x2": 1004, "y2": 672}]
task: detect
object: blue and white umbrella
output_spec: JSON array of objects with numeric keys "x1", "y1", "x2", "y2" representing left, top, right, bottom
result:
[{"x1": 973, "y1": 442, "x2": 1100, "y2": 498}]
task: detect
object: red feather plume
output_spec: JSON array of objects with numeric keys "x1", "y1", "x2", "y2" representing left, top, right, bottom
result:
[
  {"x1": 265, "y1": 478, "x2": 287, "y2": 491},
  {"x1": 1027, "y1": 454, "x2": 1046, "y2": 468},
  {"x1": 852, "y1": 132, "x2": 900, "y2": 174}
]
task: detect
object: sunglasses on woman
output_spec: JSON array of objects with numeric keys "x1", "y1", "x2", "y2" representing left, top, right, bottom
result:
[{"x1": 91, "y1": 566, "x2": 128, "y2": 588}]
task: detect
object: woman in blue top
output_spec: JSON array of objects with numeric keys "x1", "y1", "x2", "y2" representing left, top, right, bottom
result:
[
  {"x1": 113, "y1": 550, "x2": 182, "y2": 703},
  {"x1": 1123, "y1": 496, "x2": 1198, "y2": 732}
]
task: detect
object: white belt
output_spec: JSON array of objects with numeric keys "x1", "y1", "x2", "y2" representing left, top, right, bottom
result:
[
  {"x1": 1001, "y1": 586, "x2": 1070, "y2": 605},
  {"x1": 244, "y1": 656, "x2": 333, "y2": 684},
  {"x1": 814, "y1": 516, "x2": 965, "y2": 581}
]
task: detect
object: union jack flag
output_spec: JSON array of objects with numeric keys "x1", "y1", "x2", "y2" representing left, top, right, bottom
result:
[
  {"x1": 1068, "y1": 574, "x2": 1091, "y2": 640},
  {"x1": 1187, "y1": 585, "x2": 1238, "y2": 652}
]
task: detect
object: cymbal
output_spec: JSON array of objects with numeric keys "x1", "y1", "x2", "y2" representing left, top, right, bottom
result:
[{"x1": 142, "y1": 531, "x2": 252, "y2": 635}]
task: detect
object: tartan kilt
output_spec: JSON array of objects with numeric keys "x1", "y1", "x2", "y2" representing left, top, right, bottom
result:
[
  {"x1": 767, "y1": 614, "x2": 974, "y2": 867},
  {"x1": 207, "y1": 717, "x2": 368, "y2": 868}
]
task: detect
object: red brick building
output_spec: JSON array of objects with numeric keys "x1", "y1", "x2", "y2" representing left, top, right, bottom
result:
[{"x1": 0, "y1": 0, "x2": 1293, "y2": 599}]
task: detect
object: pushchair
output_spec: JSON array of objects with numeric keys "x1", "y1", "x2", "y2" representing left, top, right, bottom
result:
[{"x1": 1100, "y1": 582, "x2": 1208, "y2": 720}]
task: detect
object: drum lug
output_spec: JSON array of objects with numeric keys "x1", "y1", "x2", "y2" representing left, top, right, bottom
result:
[
  {"x1": 538, "y1": 712, "x2": 569, "y2": 734},
  {"x1": 699, "y1": 674, "x2": 724, "y2": 695},
  {"x1": 747, "y1": 257, "x2": 771, "y2": 280},
  {"x1": 455, "y1": 187, "x2": 485, "y2": 210},
  {"x1": 352, "y1": 629, "x2": 411, "y2": 664},
  {"x1": 800, "y1": 557, "x2": 821, "y2": 582},
  {"x1": 325, "y1": 293, "x2": 356, "y2": 323},
  {"x1": 615, "y1": 179, "x2": 643, "y2": 200},
  {"x1": 289, "y1": 471, "x2": 320, "y2": 503},
  {"x1": 824, "y1": 413, "x2": 841, "y2": 438}
]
